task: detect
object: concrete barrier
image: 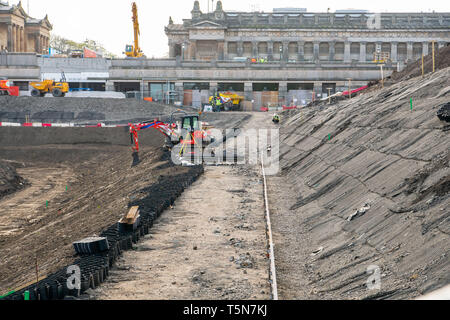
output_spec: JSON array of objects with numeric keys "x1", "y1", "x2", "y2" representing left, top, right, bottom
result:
[{"x1": 0, "y1": 127, "x2": 165, "y2": 148}]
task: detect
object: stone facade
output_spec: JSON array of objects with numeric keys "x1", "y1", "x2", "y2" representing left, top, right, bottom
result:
[
  {"x1": 0, "y1": 1, "x2": 52, "y2": 54},
  {"x1": 165, "y1": 1, "x2": 450, "y2": 65}
]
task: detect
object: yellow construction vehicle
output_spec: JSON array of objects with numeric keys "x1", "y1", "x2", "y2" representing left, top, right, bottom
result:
[
  {"x1": 30, "y1": 72, "x2": 69, "y2": 97},
  {"x1": 208, "y1": 92, "x2": 244, "y2": 111},
  {"x1": 125, "y1": 2, "x2": 144, "y2": 58}
]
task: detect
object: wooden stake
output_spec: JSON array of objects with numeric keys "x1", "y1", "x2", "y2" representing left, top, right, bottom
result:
[
  {"x1": 347, "y1": 78, "x2": 352, "y2": 99},
  {"x1": 422, "y1": 54, "x2": 425, "y2": 78},
  {"x1": 432, "y1": 40, "x2": 436, "y2": 73},
  {"x1": 35, "y1": 256, "x2": 39, "y2": 290}
]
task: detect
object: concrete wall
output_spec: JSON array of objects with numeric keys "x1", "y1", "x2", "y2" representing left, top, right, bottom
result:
[
  {"x1": 0, "y1": 127, "x2": 165, "y2": 148},
  {"x1": 0, "y1": 52, "x2": 37, "y2": 66},
  {"x1": 39, "y1": 57, "x2": 111, "y2": 73}
]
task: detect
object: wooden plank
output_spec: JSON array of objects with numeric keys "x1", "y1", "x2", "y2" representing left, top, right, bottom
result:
[{"x1": 126, "y1": 206, "x2": 139, "y2": 220}]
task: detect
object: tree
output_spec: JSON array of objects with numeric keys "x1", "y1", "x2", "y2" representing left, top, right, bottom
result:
[{"x1": 50, "y1": 34, "x2": 118, "y2": 58}]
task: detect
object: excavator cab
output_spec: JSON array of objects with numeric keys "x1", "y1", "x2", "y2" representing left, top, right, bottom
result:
[
  {"x1": 181, "y1": 115, "x2": 200, "y2": 133},
  {"x1": 125, "y1": 45, "x2": 133, "y2": 55}
]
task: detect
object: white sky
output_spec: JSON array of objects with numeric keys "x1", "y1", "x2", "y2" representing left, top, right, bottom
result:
[{"x1": 20, "y1": 0, "x2": 450, "y2": 57}]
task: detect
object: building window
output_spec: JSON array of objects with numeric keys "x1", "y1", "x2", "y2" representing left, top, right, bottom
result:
[{"x1": 228, "y1": 42, "x2": 237, "y2": 54}]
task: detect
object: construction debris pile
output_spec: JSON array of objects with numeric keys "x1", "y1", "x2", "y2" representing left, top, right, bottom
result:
[
  {"x1": 0, "y1": 160, "x2": 26, "y2": 199},
  {"x1": 274, "y1": 65, "x2": 449, "y2": 299},
  {"x1": 389, "y1": 45, "x2": 450, "y2": 82}
]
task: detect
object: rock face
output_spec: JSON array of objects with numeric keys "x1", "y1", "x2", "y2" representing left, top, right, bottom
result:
[
  {"x1": 274, "y1": 67, "x2": 449, "y2": 299},
  {"x1": 0, "y1": 160, "x2": 26, "y2": 199}
]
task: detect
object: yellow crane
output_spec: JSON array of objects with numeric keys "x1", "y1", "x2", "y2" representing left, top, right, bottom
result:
[{"x1": 125, "y1": 2, "x2": 144, "y2": 58}]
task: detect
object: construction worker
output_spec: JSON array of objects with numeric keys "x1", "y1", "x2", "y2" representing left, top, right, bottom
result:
[
  {"x1": 272, "y1": 114, "x2": 280, "y2": 124},
  {"x1": 214, "y1": 94, "x2": 223, "y2": 112}
]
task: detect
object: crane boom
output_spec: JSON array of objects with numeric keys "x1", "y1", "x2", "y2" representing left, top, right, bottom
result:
[
  {"x1": 132, "y1": 2, "x2": 141, "y2": 57},
  {"x1": 125, "y1": 2, "x2": 144, "y2": 58}
]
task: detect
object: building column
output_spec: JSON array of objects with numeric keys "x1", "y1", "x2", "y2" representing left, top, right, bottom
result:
[
  {"x1": 391, "y1": 42, "x2": 398, "y2": 62},
  {"x1": 16, "y1": 26, "x2": 20, "y2": 52},
  {"x1": 209, "y1": 81, "x2": 218, "y2": 97},
  {"x1": 252, "y1": 41, "x2": 258, "y2": 57},
  {"x1": 267, "y1": 41, "x2": 273, "y2": 61},
  {"x1": 244, "y1": 82, "x2": 253, "y2": 103},
  {"x1": 168, "y1": 41, "x2": 176, "y2": 58},
  {"x1": 20, "y1": 28, "x2": 25, "y2": 52},
  {"x1": 344, "y1": 41, "x2": 351, "y2": 62},
  {"x1": 360, "y1": 41, "x2": 366, "y2": 62},
  {"x1": 44, "y1": 37, "x2": 48, "y2": 54},
  {"x1": 11, "y1": 24, "x2": 16, "y2": 52},
  {"x1": 217, "y1": 42, "x2": 224, "y2": 60},
  {"x1": 282, "y1": 41, "x2": 289, "y2": 61},
  {"x1": 297, "y1": 41, "x2": 304, "y2": 61},
  {"x1": 175, "y1": 82, "x2": 184, "y2": 105},
  {"x1": 35, "y1": 34, "x2": 40, "y2": 53},
  {"x1": 313, "y1": 41, "x2": 319, "y2": 62},
  {"x1": 278, "y1": 81, "x2": 288, "y2": 106},
  {"x1": 189, "y1": 40, "x2": 197, "y2": 60},
  {"x1": 406, "y1": 42, "x2": 413, "y2": 61},
  {"x1": 223, "y1": 41, "x2": 228, "y2": 60},
  {"x1": 422, "y1": 42, "x2": 429, "y2": 56},
  {"x1": 237, "y1": 41, "x2": 243, "y2": 57},
  {"x1": 7, "y1": 24, "x2": 12, "y2": 52},
  {"x1": 329, "y1": 41, "x2": 335, "y2": 61}
]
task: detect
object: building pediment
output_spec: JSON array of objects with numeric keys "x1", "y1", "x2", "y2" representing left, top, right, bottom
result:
[
  {"x1": 191, "y1": 20, "x2": 224, "y2": 29},
  {"x1": 12, "y1": 1, "x2": 28, "y2": 19},
  {"x1": 26, "y1": 14, "x2": 53, "y2": 30}
]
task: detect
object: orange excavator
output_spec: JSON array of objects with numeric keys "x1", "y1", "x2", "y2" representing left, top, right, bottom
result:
[{"x1": 0, "y1": 78, "x2": 19, "y2": 96}]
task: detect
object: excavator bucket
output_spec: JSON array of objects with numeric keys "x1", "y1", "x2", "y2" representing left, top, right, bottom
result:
[{"x1": 132, "y1": 152, "x2": 140, "y2": 167}]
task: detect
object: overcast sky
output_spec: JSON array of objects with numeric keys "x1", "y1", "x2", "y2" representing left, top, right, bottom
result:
[{"x1": 21, "y1": 0, "x2": 450, "y2": 57}]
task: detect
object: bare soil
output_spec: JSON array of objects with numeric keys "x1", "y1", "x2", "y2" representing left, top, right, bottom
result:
[
  {"x1": 0, "y1": 144, "x2": 193, "y2": 294},
  {"x1": 90, "y1": 165, "x2": 270, "y2": 300}
]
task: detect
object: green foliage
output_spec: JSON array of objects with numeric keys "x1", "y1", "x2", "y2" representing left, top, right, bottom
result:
[{"x1": 49, "y1": 34, "x2": 118, "y2": 58}]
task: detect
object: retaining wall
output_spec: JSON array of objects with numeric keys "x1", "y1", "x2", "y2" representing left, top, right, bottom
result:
[{"x1": 0, "y1": 127, "x2": 165, "y2": 148}]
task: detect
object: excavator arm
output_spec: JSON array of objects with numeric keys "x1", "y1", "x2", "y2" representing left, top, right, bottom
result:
[{"x1": 129, "y1": 120, "x2": 175, "y2": 152}]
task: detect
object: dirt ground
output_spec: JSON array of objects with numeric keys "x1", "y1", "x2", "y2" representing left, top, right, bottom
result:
[
  {"x1": 0, "y1": 144, "x2": 193, "y2": 294},
  {"x1": 90, "y1": 165, "x2": 270, "y2": 300}
]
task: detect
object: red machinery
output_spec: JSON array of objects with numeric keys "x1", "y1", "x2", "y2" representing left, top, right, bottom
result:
[
  {"x1": 129, "y1": 113, "x2": 211, "y2": 155},
  {"x1": 0, "y1": 79, "x2": 19, "y2": 96},
  {"x1": 129, "y1": 119, "x2": 175, "y2": 153}
]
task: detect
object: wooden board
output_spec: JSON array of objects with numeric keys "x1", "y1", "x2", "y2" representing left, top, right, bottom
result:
[{"x1": 126, "y1": 206, "x2": 140, "y2": 220}]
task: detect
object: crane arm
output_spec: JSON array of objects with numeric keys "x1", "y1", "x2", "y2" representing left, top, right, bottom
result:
[{"x1": 132, "y1": 2, "x2": 141, "y2": 57}]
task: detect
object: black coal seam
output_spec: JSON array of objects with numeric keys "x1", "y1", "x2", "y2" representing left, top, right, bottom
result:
[{"x1": 2, "y1": 164, "x2": 204, "y2": 300}]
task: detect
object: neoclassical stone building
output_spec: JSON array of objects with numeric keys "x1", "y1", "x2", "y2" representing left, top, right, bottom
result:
[
  {"x1": 0, "y1": 1, "x2": 52, "y2": 53},
  {"x1": 166, "y1": 1, "x2": 450, "y2": 66}
]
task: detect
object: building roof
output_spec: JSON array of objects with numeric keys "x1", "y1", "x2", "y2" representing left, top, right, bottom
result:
[
  {"x1": 168, "y1": 2, "x2": 450, "y2": 31},
  {"x1": 0, "y1": 1, "x2": 52, "y2": 29}
]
